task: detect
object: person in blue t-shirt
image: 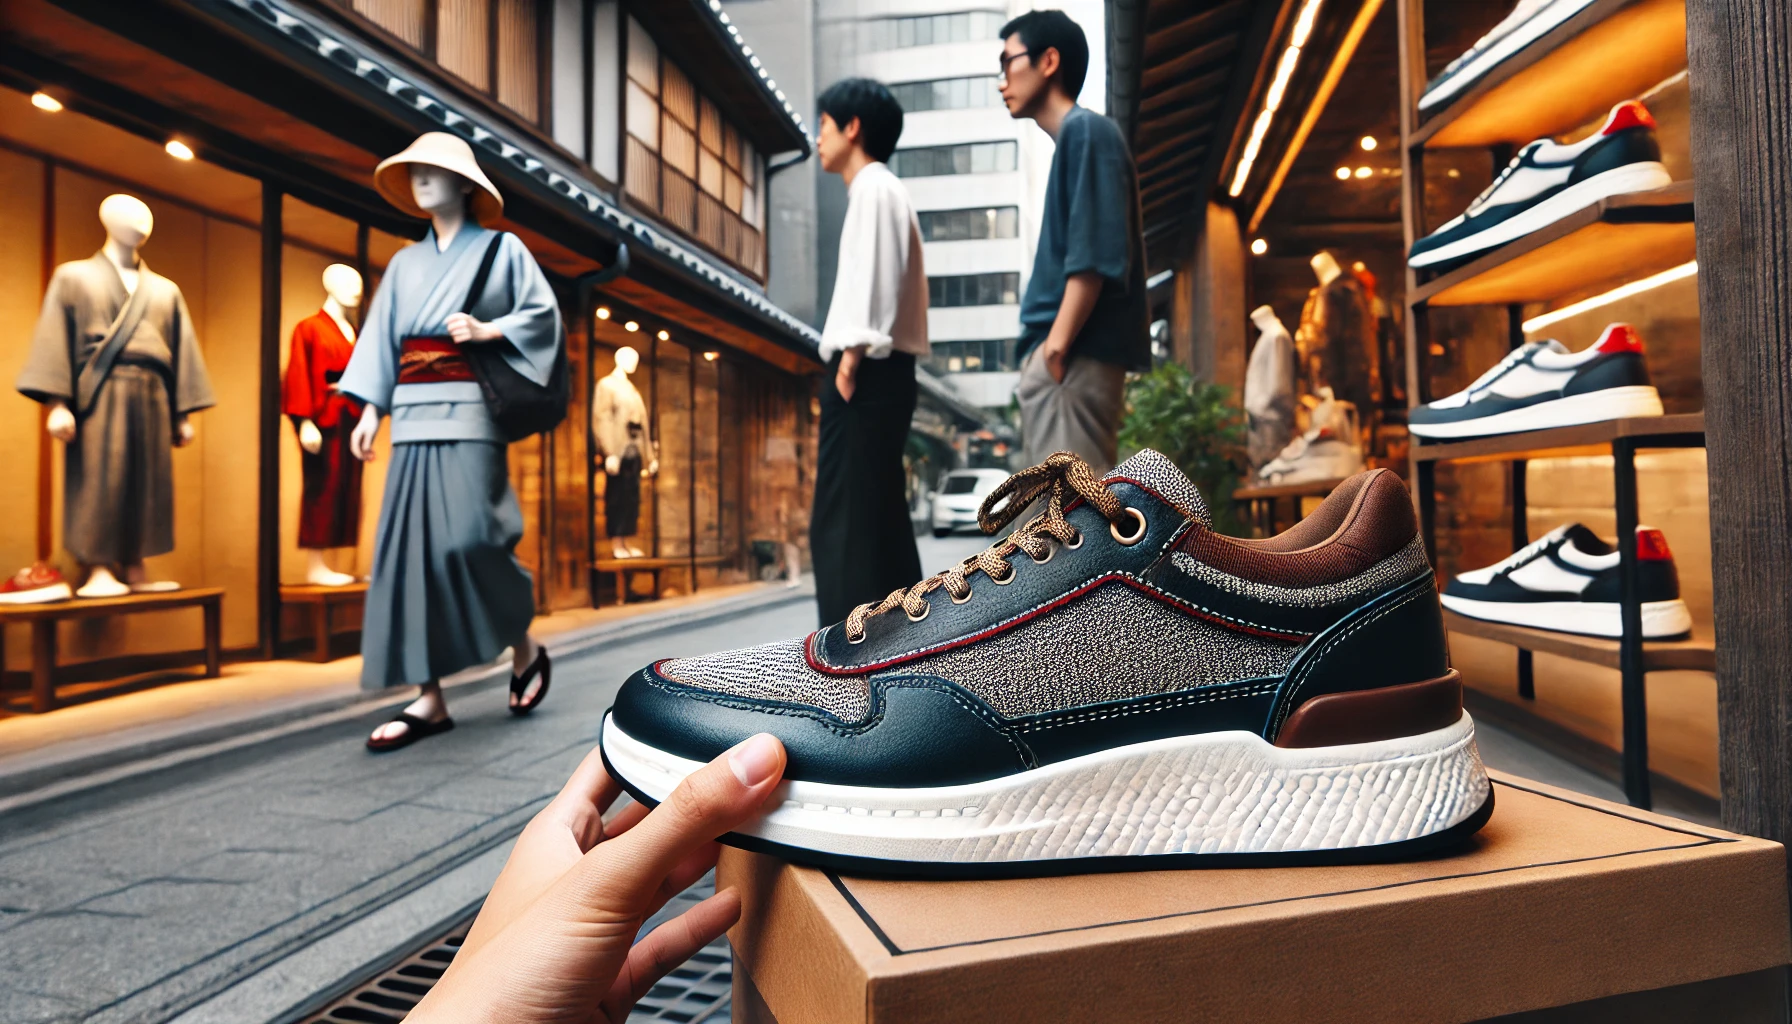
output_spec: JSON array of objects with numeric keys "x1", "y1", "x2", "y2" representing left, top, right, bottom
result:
[{"x1": 1000, "y1": 9, "x2": 1150, "y2": 474}]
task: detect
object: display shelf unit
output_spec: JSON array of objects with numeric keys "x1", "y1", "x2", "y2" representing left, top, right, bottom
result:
[
  {"x1": 1411, "y1": 0, "x2": 1687, "y2": 150},
  {"x1": 1231, "y1": 477, "x2": 1349, "y2": 537},
  {"x1": 1398, "y1": 0, "x2": 1701, "y2": 810}
]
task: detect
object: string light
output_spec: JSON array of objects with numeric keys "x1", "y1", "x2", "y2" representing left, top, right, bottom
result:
[
  {"x1": 1250, "y1": 238, "x2": 1269, "y2": 256},
  {"x1": 1229, "y1": 0, "x2": 1325, "y2": 197},
  {"x1": 1335, "y1": 166, "x2": 1351, "y2": 180},
  {"x1": 165, "y1": 139, "x2": 195, "y2": 161},
  {"x1": 657, "y1": 330, "x2": 670, "y2": 341},
  {"x1": 30, "y1": 92, "x2": 62, "y2": 112},
  {"x1": 1359, "y1": 135, "x2": 1378, "y2": 151},
  {"x1": 1522, "y1": 262, "x2": 1698, "y2": 334},
  {"x1": 596, "y1": 306, "x2": 612, "y2": 320},
  {"x1": 624, "y1": 321, "x2": 639, "y2": 332},
  {"x1": 1354, "y1": 166, "x2": 1372, "y2": 179}
]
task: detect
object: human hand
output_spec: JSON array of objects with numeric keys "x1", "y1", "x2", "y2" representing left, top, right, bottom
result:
[
  {"x1": 409, "y1": 734, "x2": 788, "y2": 1024},
  {"x1": 298, "y1": 419, "x2": 323, "y2": 454},
  {"x1": 175, "y1": 417, "x2": 196, "y2": 448},
  {"x1": 446, "y1": 312, "x2": 502, "y2": 344},
  {"x1": 349, "y1": 404, "x2": 381, "y2": 462},
  {"x1": 45, "y1": 403, "x2": 75, "y2": 442},
  {"x1": 835, "y1": 345, "x2": 865, "y2": 402},
  {"x1": 1043, "y1": 339, "x2": 1070, "y2": 384},
  {"x1": 604, "y1": 454, "x2": 622, "y2": 475}
]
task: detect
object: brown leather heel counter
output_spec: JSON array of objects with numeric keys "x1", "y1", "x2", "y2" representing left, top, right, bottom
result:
[{"x1": 1273, "y1": 670, "x2": 1463, "y2": 748}]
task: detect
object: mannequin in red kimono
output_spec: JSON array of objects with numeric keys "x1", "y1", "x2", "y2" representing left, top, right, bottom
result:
[{"x1": 283, "y1": 264, "x2": 364, "y2": 586}]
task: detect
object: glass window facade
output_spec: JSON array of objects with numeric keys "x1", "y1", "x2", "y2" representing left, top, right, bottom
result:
[
  {"x1": 859, "y1": 11, "x2": 1006, "y2": 51},
  {"x1": 929, "y1": 272, "x2": 1020, "y2": 307},
  {"x1": 917, "y1": 206, "x2": 1020, "y2": 242},
  {"x1": 889, "y1": 141, "x2": 1018, "y2": 178},
  {"x1": 927, "y1": 339, "x2": 1017, "y2": 375},
  {"x1": 888, "y1": 76, "x2": 1002, "y2": 113}
]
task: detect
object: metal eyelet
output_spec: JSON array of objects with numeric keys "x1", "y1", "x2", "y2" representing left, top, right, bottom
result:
[
  {"x1": 991, "y1": 565, "x2": 1016, "y2": 585},
  {"x1": 949, "y1": 587, "x2": 974, "y2": 605},
  {"x1": 1064, "y1": 530, "x2": 1084, "y2": 550},
  {"x1": 1110, "y1": 507, "x2": 1148, "y2": 546},
  {"x1": 847, "y1": 630, "x2": 866, "y2": 644},
  {"x1": 1028, "y1": 545, "x2": 1053, "y2": 565},
  {"x1": 906, "y1": 602, "x2": 931, "y2": 622}
]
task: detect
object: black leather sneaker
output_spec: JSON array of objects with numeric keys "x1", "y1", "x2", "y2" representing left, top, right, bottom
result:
[{"x1": 601, "y1": 451, "x2": 1491, "y2": 877}]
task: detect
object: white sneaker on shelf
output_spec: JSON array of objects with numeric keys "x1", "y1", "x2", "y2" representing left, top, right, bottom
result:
[{"x1": 1257, "y1": 389, "x2": 1365, "y2": 487}]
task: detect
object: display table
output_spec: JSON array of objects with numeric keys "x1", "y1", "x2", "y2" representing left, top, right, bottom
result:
[
  {"x1": 279, "y1": 582, "x2": 366, "y2": 662},
  {"x1": 1231, "y1": 477, "x2": 1349, "y2": 537},
  {"x1": 592, "y1": 555, "x2": 729, "y2": 606},
  {"x1": 0, "y1": 588, "x2": 223, "y2": 714},
  {"x1": 721, "y1": 772, "x2": 1788, "y2": 1023}
]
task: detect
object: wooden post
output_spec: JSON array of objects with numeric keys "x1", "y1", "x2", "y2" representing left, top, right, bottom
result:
[
  {"x1": 1686, "y1": 1, "x2": 1792, "y2": 861},
  {"x1": 259, "y1": 185, "x2": 283, "y2": 661}
]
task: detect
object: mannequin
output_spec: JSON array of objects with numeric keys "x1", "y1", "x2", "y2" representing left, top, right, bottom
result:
[
  {"x1": 1243, "y1": 305, "x2": 1297, "y2": 469},
  {"x1": 18, "y1": 194, "x2": 215, "y2": 598},
  {"x1": 283, "y1": 264, "x2": 365, "y2": 586},
  {"x1": 342, "y1": 132, "x2": 563, "y2": 749},
  {"x1": 1295, "y1": 249, "x2": 1379, "y2": 442},
  {"x1": 591, "y1": 345, "x2": 659, "y2": 559}
]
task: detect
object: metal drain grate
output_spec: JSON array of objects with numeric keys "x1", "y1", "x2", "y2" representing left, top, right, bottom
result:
[{"x1": 300, "y1": 875, "x2": 731, "y2": 1023}]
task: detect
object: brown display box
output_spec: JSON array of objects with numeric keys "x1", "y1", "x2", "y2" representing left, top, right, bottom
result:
[{"x1": 719, "y1": 772, "x2": 1790, "y2": 1023}]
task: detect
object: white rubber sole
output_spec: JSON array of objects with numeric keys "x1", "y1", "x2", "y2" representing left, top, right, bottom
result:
[
  {"x1": 0, "y1": 583, "x2": 72, "y2": 605},
  {"x1": 1418, "y1": 0, "x2": 1598, "y2": 111},
  {"x1": 601, "y1": 713, "x2": 1491, "y2": 866},
  {"x1": 1442, "y1": 594, "x2": 1693, "y2": 639},
  {"x1": 1409, "y1": 385, "x2": 1663, "y2": 439},
  {"x1": 1409, "y1": 161, "x2": 1674, "y2": 269}
]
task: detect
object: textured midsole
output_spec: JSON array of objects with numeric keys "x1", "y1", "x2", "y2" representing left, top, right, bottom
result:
[
  {"x1": 1409, "y1": 162, "x2": 1674, "y2": 267},
  {"x1": 1442, "y1": 594, "x2": 1693, "y2": 638},
  {"x1": 1410, "y1": 385, "x2": 1663, "y2": 439},
  {"x1": 601, "y1": 713, "x2": 1491, "y2": 864}
]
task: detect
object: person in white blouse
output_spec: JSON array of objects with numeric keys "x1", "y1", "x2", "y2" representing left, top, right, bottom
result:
[{"x1": 810, "y1": 78, "x2": 930, "y2": 626}]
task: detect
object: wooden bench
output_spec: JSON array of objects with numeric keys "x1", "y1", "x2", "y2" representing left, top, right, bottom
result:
[
  {"x1": 0, "y1": 587, "x2": 223, "y2": 713},
  {"x1": 280, "y1": 582, "x2": 367, "y2": 663},
  {"x1": 593, "y1": 555, "x2": 731, "y2": 607}
]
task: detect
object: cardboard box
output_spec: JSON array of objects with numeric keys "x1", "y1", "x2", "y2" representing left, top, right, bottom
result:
[{"x1": 720, "y1": 772, "x2": 1789, "y2": 1023}]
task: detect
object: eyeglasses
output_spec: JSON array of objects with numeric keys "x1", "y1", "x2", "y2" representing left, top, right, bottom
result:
[{"x1": 997, "y1": 49, "x2": 1035, "y2": 79}]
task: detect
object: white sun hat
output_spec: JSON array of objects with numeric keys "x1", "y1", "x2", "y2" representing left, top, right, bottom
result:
[{"x1": 374, "y1": 131, "x2": 504, "y2": 225}]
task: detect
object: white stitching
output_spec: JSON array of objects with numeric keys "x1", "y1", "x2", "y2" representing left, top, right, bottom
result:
[
  {"x1": 1273, "y1": 578, "x2": 1433, "y2": 733},
  {"x1": 1013, "y1": 682, "x2": 1280, "y2": 732}
]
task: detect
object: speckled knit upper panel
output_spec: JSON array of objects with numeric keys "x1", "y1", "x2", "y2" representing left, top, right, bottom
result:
[
  {"x1": 1106, "y1": 450, "x2": 1211, "y2": 527},
  {"x1": 657, "y1": 638, "x2": 871, "y2": 721},
  {"x1": 890, "y1": 582, "x2": 1298, "y2": 717},
  {"x1": 1170, "y1": 534, "x2": 1432, "y2": 608}
]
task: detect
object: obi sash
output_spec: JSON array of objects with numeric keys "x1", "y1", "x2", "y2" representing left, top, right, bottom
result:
[{"x1": 398, "y1": 336, "x2": 476, "y2": 385}]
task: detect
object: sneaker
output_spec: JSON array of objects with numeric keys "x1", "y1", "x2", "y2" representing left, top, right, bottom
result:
[
  {"x1": 1408, "y1": 323, "x2": 1663, "y2": 441},
  {"x1": 1257, "y1": 388, "x2": 1365, "y2": 486},
  {"x1": 1407, "y1": 101, "x2": 1671, "y2": 271},
  {"x1": 1442, "y1": 524, "x2": 1692, "y2": 639},
  {"x1": 601, "y1": 451, "x2": 1491, "y2": 876},
  {"x1": 0, "y1": 563, "x2": 73, "y2": 604},
  {"x1": 1419, "y1": 0, "x2": 1600, "y2": 114}
]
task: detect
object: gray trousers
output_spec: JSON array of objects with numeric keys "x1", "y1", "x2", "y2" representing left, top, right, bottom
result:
[{"x1": 1017, "y1": 346, "x2": 1127, "y2": 474}]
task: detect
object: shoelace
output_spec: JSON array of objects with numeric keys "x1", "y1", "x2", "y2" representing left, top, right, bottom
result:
[{"x1": 842, "y1": 452, "x2": 1135, "y2": 642}]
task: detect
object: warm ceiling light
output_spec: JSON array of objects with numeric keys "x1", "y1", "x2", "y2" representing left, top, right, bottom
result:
[
  {"x1": 30, "y1": 92, "x2": 62, "y2": 112},
  {"x1": 1250, "y1": 238, "x2": 1269, "y2": 256},
  {"x1": 165, "y1": 139, "x2": 195, "y2": 161},
  {"x1": 624, "y1": 320, "x2": 639, "y2": 332},
  {"x1": 596, "y1": 306, "x2": 612, "y2": 320},
  {"x1": 1229, "y1": 0, "x2": 1325, "y2": 197},
  {"x1": 1359, "y1": 135, "x2": 1377, "y2": 151},
  {"x1": 1335, "y1": 166, "x2": 1351, "y2": 180},
  {"x1": 656, "y1": 329, "x2": 670, "y2": 341},
  {"x1": 1522, "y1": 261, "x2": 1698, "y2": 334},
  {"x1": 702, "y1": 351, "x2": 720, "y2": 362},
  {"x1": 1353, "y1": 165, "x2": 1372, "y2": 178}
]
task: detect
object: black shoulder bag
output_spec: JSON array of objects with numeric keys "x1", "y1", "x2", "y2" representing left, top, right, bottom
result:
[{"x1": 461, "y1": 233, "x2": 570, "y2": 442}]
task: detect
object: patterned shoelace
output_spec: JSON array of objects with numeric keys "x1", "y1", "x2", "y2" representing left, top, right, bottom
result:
[{"x1": 843, "y1": 452, "x2": 1134, "y2": 642}]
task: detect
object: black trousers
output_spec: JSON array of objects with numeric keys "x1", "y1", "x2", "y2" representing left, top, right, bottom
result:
[
  {"x1": 605, "y1": 449, "x2": 642, "y2": 538},
  {"x1": 810, "y1": 352, "x2": 923, "y2": 626}
]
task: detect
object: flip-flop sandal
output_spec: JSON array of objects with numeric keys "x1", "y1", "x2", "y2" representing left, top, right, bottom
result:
[
  {"x1": 366, "y1": 711, "x2": 455, "y2": 752},
  {"x1": 509, "y1": 646, "x2": 552, "y2": 716}
]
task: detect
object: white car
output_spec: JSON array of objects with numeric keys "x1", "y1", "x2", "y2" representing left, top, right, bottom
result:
[{"x1": 929, "y1": 469, "x2": 1008, "y2": 537}]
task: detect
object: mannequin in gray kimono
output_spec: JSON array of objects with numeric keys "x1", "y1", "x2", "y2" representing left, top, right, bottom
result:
[
  {"x1": 341, "y1": 134, "x2": 562, "y2": 748},
  {"x1": 17, "y1": 194, "x2": 214, "y2": 598}
]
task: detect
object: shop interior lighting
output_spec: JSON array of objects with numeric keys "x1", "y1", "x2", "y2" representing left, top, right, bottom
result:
[
  {"x1": 30, "y1": 91, "x2": 62, "y2": 112},
  {"x1": 1359, "y1": 135, "x2": 1377, "y2": 151},
  {"x1": 657, "y1": 329, "x2": 670, "y2": 341},
  {"x1": 596, "y1": 306, "x2": 612, "y2": 320},
  {"x1": 1250, "y1": 238, "x2": 1269, "y2": 256},
  {"x1": 1228, "y1": 0, "x2": 1326, "y2": 198},
  {"x1": 1354, "y1": 165, "x2": 1372, "y2": 179},
  {"x1": 624, "y1": 320, "x2": 639, "y2": 332},
  {"x1": 1247, "y1": 0, "x2": 1386, "y2": 233},
  {"x1": 165, "y1": 139, "x2": 195, "y2": 161},
  {"x1": 703, "y1": 351, "x2": 721, "y2": 362},
  {"x1": 1334, "y1": 166, "x2": 1351, "y2": 180},
  {"x1": 1521, "y1": 261, "x2": 1698, "y2": 334}
]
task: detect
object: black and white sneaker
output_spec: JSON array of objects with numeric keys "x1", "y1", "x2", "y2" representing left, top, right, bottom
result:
[
  {"x1": 600, "y1": 451, "x2": 1491, "y2": 877},
  {"x1": 1408, "y1": 323, "x2": 1662, "y2": 441},
  {"x1": 1408, "y1": 101, "x2": 1671, "y2": 270},
  {"x1": 1418, "y1": 0, "x2": 1599, "y2": 114},
  {"x1": 1442, "y1": 524, "x2": 1692, "y2": 639}
]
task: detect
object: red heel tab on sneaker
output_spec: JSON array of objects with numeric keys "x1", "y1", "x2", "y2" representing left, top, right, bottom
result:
[
  {"x1": 1636, "y1": 527, "x2": 1673, "y2": 562},
  {"x1": 1602, "y1": 100, "x2": 1656, "y2": 134},
  {"x1": 1595, "y1": 323, "x2": 1645, "y2": 354}
]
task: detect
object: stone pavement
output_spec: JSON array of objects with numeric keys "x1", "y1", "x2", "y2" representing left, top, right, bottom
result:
[{"x1": 0, "y1": 596, "x2": 821, "y2": 1024}]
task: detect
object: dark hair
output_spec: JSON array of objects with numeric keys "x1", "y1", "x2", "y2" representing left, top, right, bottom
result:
[
  {"x1": 817, "y1": 78, "x2": 904, "y2": 163},
  {"x1": 1000, "y1": 10, "x2": 1090, "y2": 99}
]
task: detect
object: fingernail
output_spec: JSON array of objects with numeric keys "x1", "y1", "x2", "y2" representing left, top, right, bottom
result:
[{"x1": 729, "y1": 733, "x2": 781, "y2": 787}]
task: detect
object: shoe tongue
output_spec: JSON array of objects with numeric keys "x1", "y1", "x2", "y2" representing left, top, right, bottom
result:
[{"x1": 1104, "y1": 449, "x2": 1212, "y2": 527}]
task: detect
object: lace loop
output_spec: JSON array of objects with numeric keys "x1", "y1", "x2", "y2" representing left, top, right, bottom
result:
[{"x1": 842, "y1": 452, "x2": 1130, "y2": 641}]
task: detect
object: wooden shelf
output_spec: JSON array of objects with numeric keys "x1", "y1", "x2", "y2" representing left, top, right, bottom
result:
[
  {"x1": 0, "y1": 586, "x2": 224, "y2": 622},
  {"x1": 1445, "y1": 609, "x2": 1714, "y2": 672},
  {"x1": 1231, "y1": 477, "x2": 1348, "y2": 501},
  {"x1": 1411, "y1": 182, "x2": 1694, "y2": 308},
  {"x1": 1411, "y1": 412, "x2": 1702, "y2": 464},
  {"x1": 1414, "y1": 0, "x2": 1687, "y2": 150}
]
